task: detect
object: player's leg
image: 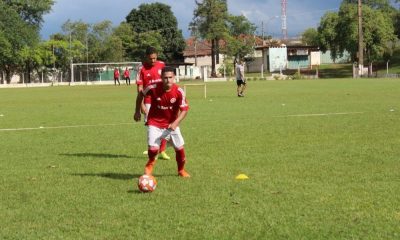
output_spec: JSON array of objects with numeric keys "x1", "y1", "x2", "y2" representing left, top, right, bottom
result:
[
  {"x1": 236, "y1": 80, "x2": 242, "y2": 97},
  {"x1": 142, "y1": 103, "x2": 152, "y2": 155},
  {"x1": 240, "y1": 82, "x2": 246, "y2": 96},
  {"x1": 145, "y1": 126, "x2": 163, "y2": 175},
  {"x1": 158, "y1": 139, "x2": 170, "y2": 160},
  {"x1": 169, "y1": 127, "x2": 190, "y2": 177}
]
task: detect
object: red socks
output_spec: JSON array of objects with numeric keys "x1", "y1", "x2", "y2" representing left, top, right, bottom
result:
[
  {"x1": 147, "y1": 148, "x2": 158, "y2": 165},
  {"x1": 175, "y1": 148, "x2": 186, "y2": 172},
  {"x1": 159, "y1": 139, "x2": 167, "y2": 153}
]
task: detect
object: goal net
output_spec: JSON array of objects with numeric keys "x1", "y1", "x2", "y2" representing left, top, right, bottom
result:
[{"x1": 70, "y1": 62, "x2": 141, "y2": 83}]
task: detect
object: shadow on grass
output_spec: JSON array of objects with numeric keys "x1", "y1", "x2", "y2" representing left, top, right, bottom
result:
[
  {"x1": 60, "y1": 153, "x2": 133, "y2": 159},
  {"x1": 72, "y1": 172, "x2": 141, "y2": 180}
]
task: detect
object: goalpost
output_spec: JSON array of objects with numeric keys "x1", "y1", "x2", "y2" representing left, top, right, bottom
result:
[{"x1": 70, "y1": 62, "x2": 141, "y2": 83}]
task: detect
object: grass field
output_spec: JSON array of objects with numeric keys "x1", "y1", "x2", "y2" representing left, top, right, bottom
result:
[{"x1": 1, "y1": 79, "x2": 400, "y2": 239}]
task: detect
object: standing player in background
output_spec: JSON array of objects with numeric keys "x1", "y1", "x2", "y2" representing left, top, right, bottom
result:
[
  {"x1": 136, "y1": 47, "x2": 170, "y2": 160},
  {"x1": 235, "y1": 59, "x2": 246, "y2": 97},
  {"x1": 113, "y1": 68, "x2": 120, "y2": 86},
  {"x1": 124, "y1": 67, "x2": 131, "y2": 85},
  {"x1": 134, "y1": 66, "x2": 190, "y2": 177}
]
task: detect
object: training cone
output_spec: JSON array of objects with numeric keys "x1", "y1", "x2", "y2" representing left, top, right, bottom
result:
[{"x1": 235, "y1": 174, "x2": 249, "y2": 180}]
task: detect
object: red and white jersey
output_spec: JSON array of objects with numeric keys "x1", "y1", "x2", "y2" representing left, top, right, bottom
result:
[
  {"x1": 124, "y1": 69, "x2": 130, "y2": 78},
  {"x1": 136, "y1": 61, "x2": 165, "y2": 87},
  {"x1": 143, "y1": 83, "x2": 189, "y2": 129}
]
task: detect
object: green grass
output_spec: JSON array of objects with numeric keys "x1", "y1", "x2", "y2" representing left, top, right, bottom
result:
[{"x1": 1, "y1": 79, "x2": 400, "y2": 239}]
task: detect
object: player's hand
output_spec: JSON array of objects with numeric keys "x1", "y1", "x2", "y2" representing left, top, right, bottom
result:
[
  {"x1": 134, "y1": 111, "x2": 141, "y2": 122},
  {"x1": 168, "y1": 122, "x2": 178, "y2": 131}
]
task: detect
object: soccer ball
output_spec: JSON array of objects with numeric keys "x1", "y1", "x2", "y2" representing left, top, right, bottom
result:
[{"x1": 138, "y1": 174, "x2": 157, "y2": 192}]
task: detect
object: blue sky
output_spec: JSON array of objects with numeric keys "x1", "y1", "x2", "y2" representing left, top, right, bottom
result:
[{"x1": 40, "y1": 0, "x2": 391, "y2": 40}]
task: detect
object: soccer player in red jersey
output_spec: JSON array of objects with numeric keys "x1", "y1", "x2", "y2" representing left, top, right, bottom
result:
[
  {"x1": 113, "y1": 68, "x2": 120, "y2": 85},
  {"x1": 123, "y1": 67, "x2": 130, "y2": 85},
  {"x1": 136, "y1": 47, "x2": 170, "y2": 160},
  {"x1": 134, "y1": 66, "x2": 190, "y2": 178}
]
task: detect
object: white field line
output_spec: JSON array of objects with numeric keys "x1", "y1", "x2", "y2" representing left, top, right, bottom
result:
[
  {"x1": 0, "y1": 123, "x2": 133, "y2": 132},
  {"x1": 1, "y1": 112, "x2": 365, "y2": 132},
  {"x1": 274, "y1": 112, "x2": 364, "y2": 118}
]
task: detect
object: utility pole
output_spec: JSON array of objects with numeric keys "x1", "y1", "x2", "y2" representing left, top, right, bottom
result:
[
  {"x1": 261, "y1": 21, "x2": 264, "y2": 40},
  {"x1": 86, "y1": 34, "x2": 89, "y2": 81},
  {"x1": 358, "y1": 0, "x2": 364, "y2": 77},
  {"x1": 281, "y1": 0, "x2": 288, "y2": 39}
]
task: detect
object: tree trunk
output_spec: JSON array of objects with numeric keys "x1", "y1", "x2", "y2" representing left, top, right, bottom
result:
[
  {"x1": 27, "y1": 63, "x2": 32, "y2": 83},
  {"x1": 5, "y1": 66, "x2": 11, "y2": 84},
  {"x1": 211, "y1": 38, "x2": 217, "y2": 77},
  {"x1": 216, "y1": 38, "x2": 220, "y2": 64}
]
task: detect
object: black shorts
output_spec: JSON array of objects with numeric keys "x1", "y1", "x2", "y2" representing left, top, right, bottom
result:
[{"x1": 236, "y1": 79, "x2": 246, "y2": 86}]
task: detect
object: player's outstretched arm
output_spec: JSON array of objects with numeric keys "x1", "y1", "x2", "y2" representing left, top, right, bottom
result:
[{"x1": 168, "y1": 110, "x2": 187, "y2": 131}]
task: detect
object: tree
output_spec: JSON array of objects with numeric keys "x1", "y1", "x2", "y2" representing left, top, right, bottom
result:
[
  {"x1": 301, "y1": 28, "x2": 319, "y2": 46},
  {"x1": 225, "y1": 15, "x2": 256, "y2": 64},
  {"x1": 58, "y1": 20, "x2": 125, "y2": 64},
  {"x1": 113, "y1": 23, "x2": 137, "y2": 60},
  {"x1": 0, "y1": 0, "x2": 54, "y2": 83},
  {"x1": 318, "y1": 3, "x2": 396, "y2": 64},
  {"x1": 342, "y1": 0, "x2": 392, "y2": 10},
  {"x1": 318, "y1": 12, "x2": 340, "y2": 60},
  {"x1": 126, "y1": 3, "x2": 186, "y2": 61},
  {"x1": 396, "y1": 11, "x2": 400, "y2": 38},
  {"x1": 191, "y1": 0, "x2": 229, "y2": 77}
]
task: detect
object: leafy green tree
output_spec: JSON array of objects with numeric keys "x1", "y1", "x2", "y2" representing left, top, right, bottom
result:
[
  {"x1": 132, "y1": 31, "x2": 164, "y2": 61},
  {"x1": 342, "y1": 0, "x2": 392, "y2": 10},
  {"x1": 5, "y1": 0, "x2": 54, "y2": 25},
  {"x1": 191, "y1": 0, "x2": 229, "y2": 77},
  {"x1": 112, "y1": 23, "x2": 137, "y2": 60},
  {"x1": 318, "y1": 12, "x2": 340, "y2": 60},
  {"x1": 0, "y1": 0, "x2": 53, "y2": 83},
  {"x1": 62, "y1": 20, "x2": 90, "y2": 45},
  {"x1": 225, "y1": 15, "x2": 256, "y2": 65},
  {"x1": 59, "y1": 20, "x2": 125, "y2": 64},
  {"x1": 301, "y1": 28, "x2": 319, "y2": 46},
  {"x1": 396, "y1": 12, "x2": 400, "y2": 38},
  {"x1": 318, "y1": 3, "x2": 396, "y2": 63},
  {"x1": 126, "y1": 3, "x2": 185, "y2": 61}
]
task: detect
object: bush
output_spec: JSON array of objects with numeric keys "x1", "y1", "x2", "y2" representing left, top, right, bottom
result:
[{"x1": 218, "y1": 64, "x2": 234, "y2": 77}]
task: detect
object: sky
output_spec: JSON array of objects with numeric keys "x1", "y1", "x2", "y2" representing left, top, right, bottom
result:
[{"x1": 40, "y1": 0, "x2": 395, "y2": 40}]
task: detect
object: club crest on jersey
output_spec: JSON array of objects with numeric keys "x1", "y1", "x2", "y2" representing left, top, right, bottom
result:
[
  {"x1": 158, "y1": 69, "x2": 162, "y2": 75},
  {"x1": 157, "y1": 97, "x2": 161, "y2": 101},
  {"x1": 170, "y1": 98, "x2": 176, "y2": 103}
]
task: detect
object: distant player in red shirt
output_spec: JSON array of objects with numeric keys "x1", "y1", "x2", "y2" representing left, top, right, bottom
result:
[
  {"x1": 123, "y1": 67, "x2": 130, "y2": 85},
  {"x1": 136, "y1": 47, "x2": 170, "y2": 160},
  {"x1": 113, "y1": 68, "x2": 120, "y2": 86},
  {"x1": 134, "y1": 66, "x2": 190, "y2": 177}
]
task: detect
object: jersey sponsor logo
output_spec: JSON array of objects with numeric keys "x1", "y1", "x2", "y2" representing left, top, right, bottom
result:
[
  {"x1": 149, "y1": 78, "x2": 162, "y2": 84},
  {"x1": 170, "y1": 98, "x2": 176, "y2": 103},
  {"x1": 157, "y1": 105, "x2": 173, "y2": 110}
]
